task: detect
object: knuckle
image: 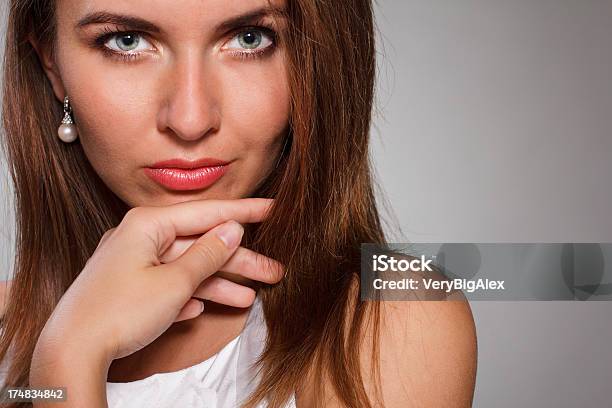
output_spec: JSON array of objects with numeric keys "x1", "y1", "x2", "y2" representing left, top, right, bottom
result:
[
  {"x1": 241, "y1": 288, "x2": 257, "y2": 306},
  {"x1": 124, "y1": 206, "x2": 146, "y2": 220},
  {"x1": 121, "y1": 207, "x2": 170, "y2": 252},
  {"x1": 123, "y1": 206, "x2": 160, "y2": 232},
  {"x1": 259, "y1": 256, "x2": 283, "y2": 283},
  {"x1": 208, "y1": 276, "x2": 224, "y2": 292},
  {"x1": 245, "y1": 204, "x2": 255, "y2": 222},
  {"x1": 254, "y1": 256, "x2": 272, "y2": 281},
  {"x1": 215, "y1": 205, "x2": 227, "y2": 223},
  {"x1": 95, "y1": 227, "x2": 118, "y2": 250},
  {"x1": 193, "y1": 241, "x2": 223, "y2": 267},
  {"x1": 236, "y1": 249, "x2": 253, "y2": 272},
  {"x1": 100, "y1": 229, "x2": 112, "y2": 241},
  {"x1": 123, "y1": 207, "x2": 151, "y2": 228}
]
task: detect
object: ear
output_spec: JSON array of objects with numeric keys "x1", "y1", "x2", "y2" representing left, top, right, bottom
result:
[{"x1": 28, "y1": 36, "x2": 66, "y2": 102}]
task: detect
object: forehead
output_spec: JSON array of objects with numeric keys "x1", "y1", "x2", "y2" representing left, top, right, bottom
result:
[{"x1": 57, "y1": 0, "x2": 286, "y2": 33}]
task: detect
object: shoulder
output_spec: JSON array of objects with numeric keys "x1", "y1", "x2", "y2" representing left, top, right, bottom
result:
[
  {"x1": 337, "y1": 271, "x2": 477, "y2": 407},
  {"x1": 371, "y1": 294, "x2": 478, "y2": 407},
  {"x1": 298, "y1": 267, "x2": 477, "y2": 407}
]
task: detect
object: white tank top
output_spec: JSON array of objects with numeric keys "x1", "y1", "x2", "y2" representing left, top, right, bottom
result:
[{"x1": 106, "y1": 294, "x2": 297, "y2": 408}]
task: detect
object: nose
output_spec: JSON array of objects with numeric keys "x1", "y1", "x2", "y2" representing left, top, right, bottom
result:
[{"x1": 158, "y1": 50, "x2": 221, "y2": 142}]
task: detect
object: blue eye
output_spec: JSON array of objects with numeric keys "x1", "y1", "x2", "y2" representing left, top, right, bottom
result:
[
  {"x1": 105, "y1": 32, "x2": 153, "y2": 53},
  {"x1": 238, "y1": 31, "x2": 262, "y2": 49},
  {"x1": 226, "y1": 29, "x2": 273, "y2": 51}
]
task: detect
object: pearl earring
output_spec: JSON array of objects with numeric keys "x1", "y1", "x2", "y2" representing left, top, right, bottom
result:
[{"x1": 57, "y1": 96, "x2": 78, "y2": 143}]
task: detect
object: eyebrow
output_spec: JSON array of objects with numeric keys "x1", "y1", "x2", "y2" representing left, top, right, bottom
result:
[{"x1": 76, "y1": 6, "x2": 286, "y2": 33}]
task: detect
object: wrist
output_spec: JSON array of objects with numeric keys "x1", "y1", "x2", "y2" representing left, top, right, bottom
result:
[{"x1": 30, "y1": 337, "x2": 111, "y2": 407}]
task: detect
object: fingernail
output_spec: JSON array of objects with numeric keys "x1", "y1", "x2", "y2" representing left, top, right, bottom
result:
[
  {"x1": 216, "y1": 220, "x2": 244, "y2": 249},
  {"x1": 200, "y1": 300, "x2": 205, "y2": 314}
]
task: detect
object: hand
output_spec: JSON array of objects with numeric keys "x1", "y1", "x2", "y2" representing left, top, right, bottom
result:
[
  {"x1": 157, "y1": 229, "x2": 279, "y2": 318},
  {"x1": 32, "y1": 198, "x2": 282, "y2": 369}
]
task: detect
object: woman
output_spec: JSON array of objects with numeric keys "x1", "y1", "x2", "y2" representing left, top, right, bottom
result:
[{"x1": 0, "y1": 0, "x2": 477, "y2": 407}]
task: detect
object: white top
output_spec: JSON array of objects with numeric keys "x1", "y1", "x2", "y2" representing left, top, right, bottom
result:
[{"x1": 106, "y1": 294, "x2": 296, "y2": 408}]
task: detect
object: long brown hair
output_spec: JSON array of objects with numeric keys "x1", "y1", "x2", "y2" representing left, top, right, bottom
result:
[{"x1": 0, "y1": 1, "x2": 387, "y2": 407}]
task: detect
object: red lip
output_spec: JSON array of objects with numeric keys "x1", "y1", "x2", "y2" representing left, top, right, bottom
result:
[
  {"x1": 145, "y1": 157, "x2": 231, "y2": 191},
  {"x1": 149, "y1": 157, "x2": 230, "y2": 169}
]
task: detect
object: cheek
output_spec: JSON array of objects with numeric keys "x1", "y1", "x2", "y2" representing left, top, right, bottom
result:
[
  {"x1": 60, "y1": 65, "x2": 157, "y2": 188},
  {"x1": 215, "y1": 57, "x2": 291, "y2": 196},
  {"x1": 221, "y1": 59, "x2": 290, "y2": 153}
]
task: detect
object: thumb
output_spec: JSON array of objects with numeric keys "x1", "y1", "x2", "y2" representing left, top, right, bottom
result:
[{"x1": 165, "y1": 220, "x2": 244, "y2": 290}]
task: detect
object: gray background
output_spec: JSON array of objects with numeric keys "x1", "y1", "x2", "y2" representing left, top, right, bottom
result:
[{"x1": 1, "y1": 1, "x2": 611, "y2": 406}]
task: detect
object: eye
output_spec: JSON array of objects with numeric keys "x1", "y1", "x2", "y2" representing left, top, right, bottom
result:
[
  {"x1": 104, "y1": 32, "x2": 153, "y2": 53},
  {"x1": 225, "y1": 29, "x2": 274, "y2": 52}
]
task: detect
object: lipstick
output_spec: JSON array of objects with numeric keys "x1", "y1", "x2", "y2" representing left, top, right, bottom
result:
[{"x1": 144, "y1": 158, "x2": 230, "y2": 191}]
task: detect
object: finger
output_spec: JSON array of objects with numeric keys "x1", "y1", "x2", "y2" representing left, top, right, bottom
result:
[
  {"x1": 158, "y1": 220, "x2": 245, "y2": 291},
  {"x1": 159, "y1": 235, "x2": 198, "y2": 264},
  {"x1": 175, "y1": 298, "x2": 205, "y2": 322},
  {"x1": 120, "y1": 198, "x2": 273, "y2": 257},
  {"x1": 161, "y1": 239, "x2": 285, "y2": 285},
  {"x1": 220, "y1": 247, "x2": 285, "y2": 284},
  {"x1": 96, "y1": 227, "x2": 117, "y2": 250},
  {"x1": 192, "y1": 277, "x2": 257, "y2": 308}
]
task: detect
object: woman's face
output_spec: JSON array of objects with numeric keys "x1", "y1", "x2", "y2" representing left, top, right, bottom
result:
[{"x1": 39, "y1": 0, "x2": 290, "y2": 207}]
